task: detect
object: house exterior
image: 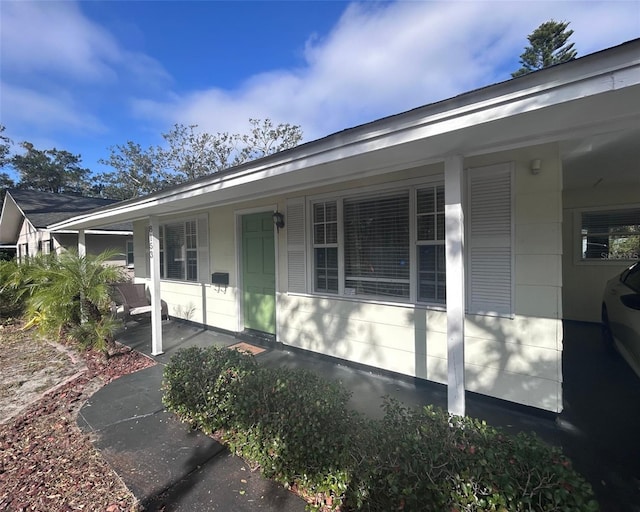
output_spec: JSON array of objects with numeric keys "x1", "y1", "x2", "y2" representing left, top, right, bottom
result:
[
  {"x1": 50, "y1": 40, "x2": 640, "y2": 416},
  {"x1": 0, "y1": 189, "x2": 133, "y2": 267}
]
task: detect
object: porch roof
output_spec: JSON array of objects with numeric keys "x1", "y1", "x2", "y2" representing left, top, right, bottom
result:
[{"x1": 49, "y1": 39, "x2": 640, "y2": 231}]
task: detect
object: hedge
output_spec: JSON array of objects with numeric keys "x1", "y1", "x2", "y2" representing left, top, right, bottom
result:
[{"x1": 162, "y1": 346, "x2": 599, "y2": 511}]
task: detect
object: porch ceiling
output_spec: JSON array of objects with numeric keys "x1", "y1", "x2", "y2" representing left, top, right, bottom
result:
[{"x1": 563, "y1": 124, "x2": 640, "y2": 191}]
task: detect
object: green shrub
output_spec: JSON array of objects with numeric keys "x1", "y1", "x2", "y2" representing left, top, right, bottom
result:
[
  {"x1": 163, "y1": 348, "x2": 599, "y2": 512},
  {"x1": 162, "y1": 346, "x2": 259, "y2": 429},
  {"x1": 345, "y1": 399, "x2": 598, "y2": 511}
]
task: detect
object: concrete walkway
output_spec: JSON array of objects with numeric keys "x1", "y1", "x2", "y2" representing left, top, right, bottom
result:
[{"x1": 79, "y1": 319, "x2": 640, "y2": 511}]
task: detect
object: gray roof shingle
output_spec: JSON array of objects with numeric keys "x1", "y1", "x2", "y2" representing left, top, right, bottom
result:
[{"x1": 8, "y1": 189, "x2": 132, "y2": 231}]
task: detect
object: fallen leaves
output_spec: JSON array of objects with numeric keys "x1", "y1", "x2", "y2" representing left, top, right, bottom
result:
[{"x1": 0, "y1": 321, "x2": 155, "y2": 511}]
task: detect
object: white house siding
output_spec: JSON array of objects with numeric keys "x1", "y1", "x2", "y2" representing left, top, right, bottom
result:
[
  {"x1": 463, "y1": 146, "x2": 563, "y2": 412},
  {"x1": 562, "y1": 184, "x2": 640, "y2": 322},
  {"x1": 132, "y1": 147, "x2": 564, "y2": 412}
]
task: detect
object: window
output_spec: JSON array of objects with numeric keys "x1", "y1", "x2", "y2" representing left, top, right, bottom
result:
[
  {"x1": 580, "y1": 207, "x2": 640, "y2": 261},
  {"x1": 159, "y1": 220, "x2": 199, "y2": 281},
  {"x1": 308, "y1": 184, "x2": 444, "y2": 303},
  {"x1": 126, "y1": 241, "x2": 134, "y2": 267},
  {"x1": 313, "y1": 202, "x2": 338, "y2": 293},
  {"x1": 344, "y1": 193, "x2": 410, "y2": 298},
  {"x1": 416, "y1": 186, "x2": 446, "y2": 303}
]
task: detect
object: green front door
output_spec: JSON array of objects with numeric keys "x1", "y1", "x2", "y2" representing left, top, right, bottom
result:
[{"x1": 242, "y1": 212, "x2": 276, "y2": 334}]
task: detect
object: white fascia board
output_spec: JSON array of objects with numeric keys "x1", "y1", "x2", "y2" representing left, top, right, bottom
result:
[{"x1": 50, "y1": 42, "x2": 640, "y2": 231}]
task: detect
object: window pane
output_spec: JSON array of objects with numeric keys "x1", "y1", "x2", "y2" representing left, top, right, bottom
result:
[
  {"x1": 417, "y1": 188, "x2": 434, "y2": 214},
  {"x1": 187, "y1": 251, "x2": 197, "y2": 281},
  {"x1": 437, "y1": 213, "x2": 445, "y2": 241},
  {"x1": 315, "y1": 247, "x2": 338, "y2": 293},
  {"x1": 581, "y1": 208, "x2": 640, "y2": 260},
  {"x1": 165, "y1": 224, "x2": 185, "y2": 279},
  {"x1": 326, "y1": 202, "x2": 337, "y2": 222},
  {"x1": 418, "y1": 245, "x2": 446, "y2": 303},
  {"x1": 314, "y1": 224, "x2": 325, "y2": 245},
  {"x1": 314, "y1": 203, "x2": 325, "y2": 223},
  {"x1": 344, "y1": 193, "x2": 409, "y2": 298},
  {"x1": 417, "y1": 215, "x2": 436, "y2": 241},
  {"x1": 326, "y1": 222, "x2": 337, "y2": 244}
]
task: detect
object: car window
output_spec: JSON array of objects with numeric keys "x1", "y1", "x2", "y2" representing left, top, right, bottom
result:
[{"x1": 624, "y1": 263, "x2": 640, "y2": 293}]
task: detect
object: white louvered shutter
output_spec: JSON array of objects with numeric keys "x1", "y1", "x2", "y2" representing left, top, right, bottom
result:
[
  {"x1": 287, "y1": 197, "x2": 307, "y2": 293},
  {"x1": 467, "y1": 163, "x2": 514, "y2": 316}
]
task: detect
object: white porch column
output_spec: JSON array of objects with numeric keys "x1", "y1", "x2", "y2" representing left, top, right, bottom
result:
[
  {"x1": 78, "y1": 229, "x2": 86, "y2": 257},
  {"x1": 149, "y1": 216, "x2": 163, "y2": 355},
  {"x1": 445, "y1": 155, "x2": 466, "y2": 417}
]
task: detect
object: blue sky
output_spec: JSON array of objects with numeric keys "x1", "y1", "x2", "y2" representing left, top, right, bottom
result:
[{"x1": 1, "y1": 0, "x2": 639, "y2": 181}]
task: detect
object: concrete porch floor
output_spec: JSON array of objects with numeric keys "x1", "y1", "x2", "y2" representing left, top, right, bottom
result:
[{"x1": 114, "y1": 319, "x2": 640, "y2": 511}]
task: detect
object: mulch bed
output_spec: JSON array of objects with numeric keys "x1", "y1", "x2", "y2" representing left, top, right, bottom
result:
[{"x1": 0, "y1": 326, "x2": 155, "y2": 512}]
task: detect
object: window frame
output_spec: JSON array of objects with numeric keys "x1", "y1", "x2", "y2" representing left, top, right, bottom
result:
[
  {"x1": 156, "y1": 216, "x2": 206, "y2": 282},
  {"x1": 574, "y1": 205, "x2": 640, "y2": 265},
  {"x1": 307, "y1": 177, "x2": 445, "y2": 305},
  {"x1": 126, "y1": 240, "x2": 134, "y2": 268}
]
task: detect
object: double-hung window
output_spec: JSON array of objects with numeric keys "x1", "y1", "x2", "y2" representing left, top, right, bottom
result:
[
  {"x1": 159, "y1": 220, "x2": 199, "y2": 281},
  {"x1": 416, "y1": 185, "x2": 446, "y2": 303},
  {"x1": 313, "y1": 201, "x2": 339, "y2": 293},
  {"x1": 309, "y1": 183, "x2": 445, "y2": 304}
]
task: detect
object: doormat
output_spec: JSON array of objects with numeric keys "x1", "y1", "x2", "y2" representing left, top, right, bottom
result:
[{"x1": 228, "y1": 342, "x2": 266, "y2": 356}]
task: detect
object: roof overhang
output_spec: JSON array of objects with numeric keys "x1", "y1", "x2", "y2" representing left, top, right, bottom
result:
[{"x1": 49, "y1": 40, "x2": 640, "y2": 231}]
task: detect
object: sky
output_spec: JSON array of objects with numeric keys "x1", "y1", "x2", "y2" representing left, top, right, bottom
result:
[{"x1": 1, "y1": 0, "x2": 639, "y2": 181}]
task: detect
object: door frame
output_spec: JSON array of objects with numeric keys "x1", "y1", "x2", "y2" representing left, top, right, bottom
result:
[{"x1": 235, "y1": 205, "x2": 280, "y2": 338}]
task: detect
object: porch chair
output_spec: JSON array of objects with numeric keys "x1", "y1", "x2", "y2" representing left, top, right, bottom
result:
[{"x1": 110, "y1": 282, "x2": 168, "y2": 322}]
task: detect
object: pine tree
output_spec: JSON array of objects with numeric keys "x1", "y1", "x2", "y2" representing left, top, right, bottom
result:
[{"x1": 512, "y1": 20, "x2": 577, "y2": 77}]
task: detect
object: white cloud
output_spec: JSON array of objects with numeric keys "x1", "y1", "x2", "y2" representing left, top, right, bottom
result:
[
  {"x1": 142, "y1": 1, "x2": 639, "y2": 142},
  {"x1": 0, "y1": 82, "x2": 106, "y2": 134},
  {"x1": 0, "y1": 1, "x2": 170, "y2": 138},
  {"x1": 1, "y1": 1, "x2": 119, "y2": 82}
]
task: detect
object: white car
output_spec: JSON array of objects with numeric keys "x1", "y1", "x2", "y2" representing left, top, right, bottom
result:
[{"x1": 602, "y1": 262, "x2": 640, "y2": 379}]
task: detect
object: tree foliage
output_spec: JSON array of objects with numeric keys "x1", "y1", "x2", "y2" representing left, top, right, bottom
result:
[
  {"x1": 8, "y1": 141, "x2": 94, "y2": 195},
  {"x1": 97, "y1": 141, "x2": 173, "y2": 200},
  {"x1": 99, "y1": 118, "x2": 303, "y2": 199},
  {"x1": 512, "y1": 20, "x2": 577, "y2": 77},
  {"x1": 0, "y1": 125, "x2": 15, "y2": 204}
]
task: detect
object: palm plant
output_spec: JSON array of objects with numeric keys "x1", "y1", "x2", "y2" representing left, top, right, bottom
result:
[
  {"x1": 0, "y1": 253, "x2": 54, "y2": 319},
  {"x1": 24, "y1": 249, "x2": 126, "y2": 356}
]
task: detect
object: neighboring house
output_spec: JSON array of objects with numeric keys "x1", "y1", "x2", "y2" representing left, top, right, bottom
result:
[
  {"x1": 50, "y1": 39, "x2": 640, "y2": 416},
  {"x1": 0, "y1": 189, "x2": 133, "y2": 267}
]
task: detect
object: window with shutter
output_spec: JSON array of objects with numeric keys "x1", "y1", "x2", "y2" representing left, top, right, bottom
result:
[{"x1": 467, "y1": 163, "x2": 514, "y2": 316}]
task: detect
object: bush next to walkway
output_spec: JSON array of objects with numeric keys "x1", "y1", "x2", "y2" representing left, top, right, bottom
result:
[{"x1": 162, "y1": 347, "x2": 599, "y2": 512}]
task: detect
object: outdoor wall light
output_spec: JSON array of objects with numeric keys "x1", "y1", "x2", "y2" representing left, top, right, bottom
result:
[
  {"x1": 530, "y1": 159, "x2": 542, "y2": 175},
  {"x1": 273, "y1": 211, "x2": 285, "y2": 230}
]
